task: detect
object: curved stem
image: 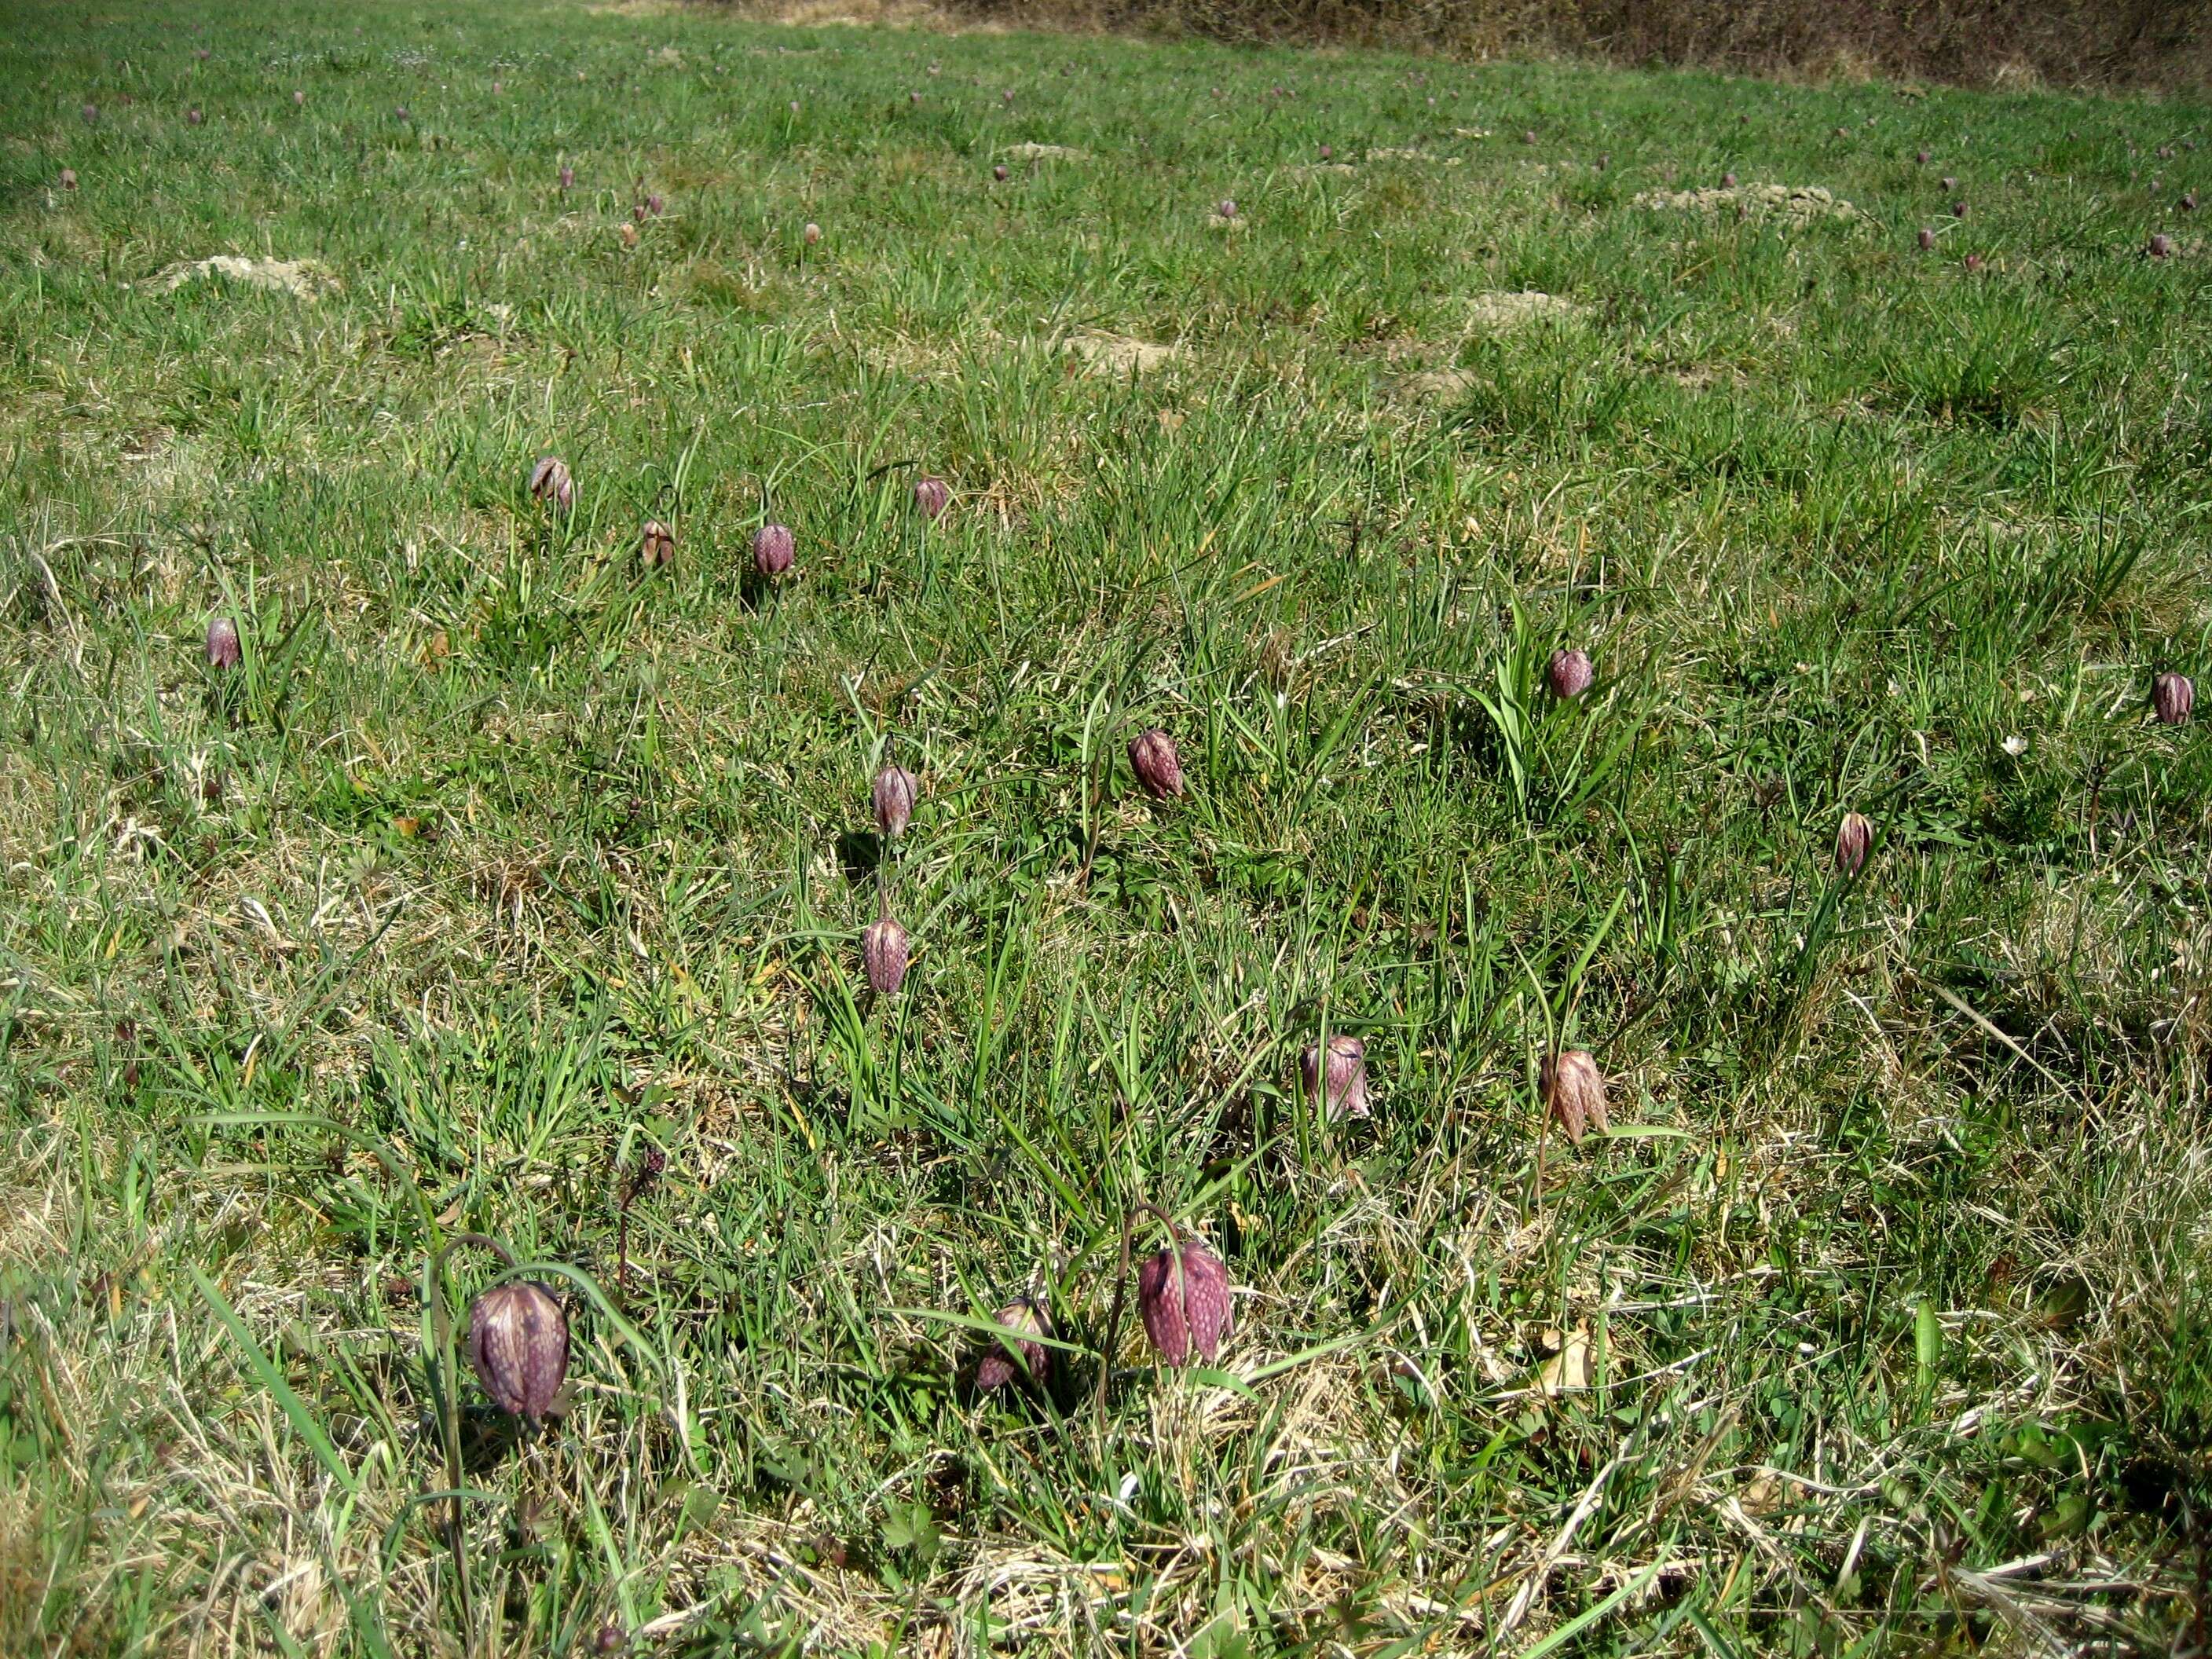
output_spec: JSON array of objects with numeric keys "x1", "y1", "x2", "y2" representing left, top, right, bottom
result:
[
  {"x1": 427, "y1": 1233, "x2": 515, "y2": 1656},
  {"x1": 1093, "y1": 1202, "x2": 1180, "y2": 1421}
]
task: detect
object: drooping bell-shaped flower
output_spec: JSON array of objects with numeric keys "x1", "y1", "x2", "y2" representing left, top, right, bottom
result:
[
  {"x1": 802, "y1": 221, "x2": 822, "y2": 245},
  {"x1": 973, "y1": 1298, "x2": 1052, "y2": 1390},
  {"x1": 529, "y1": 456, "x2": 574, "y2": 514},
  {"x1": 1128, "y1": 727, "x2": 1185, "y2": 799},
  {"x1": 467, "y1": 1281, "x2": 569, "y2": 1423},
  {"x1": 1917, "y1": 227, "x2": 1936, "y2": 249},
  {"x1": 1302, "y1": 1034, "x2": 1368, "y2": 1121},
  {"x1": 1547, "y1": 647, "x2": 1594, "y2": 701},
  {"x1": 912, "y1": 476, "x2": 950, "y2": 520},
  {"x1": 1542, "y1": 1049, "x2": 1609, "y2": 1146},
  {"x1": 863, "y1": 913, "x2": 910, "y2": 995},
  {"x1": 205, "y1": 616, "x2": 241, "y2": 669},
  {"x1": 2154, "y1": 672, "x2": 2194, "y2": 725},
  {"x1": 752, "y1": 522, "x2": 795, "y2": 578},
  {"x1": 872, "y1": 764, "x2": 917, "y2": 840},
  {"x1": 639, "y1": 519, "x2": 675, "y2": 569},
  {"x1": 1137, "y1": 1237, "x2": 1233, "y2": 1367},
  {"x1": 2148, "y1": 233, "x2": 2173, "y2": 258},
  {"x1": 1835, "y1": 811, "x2": 1873, "y2": 875}
]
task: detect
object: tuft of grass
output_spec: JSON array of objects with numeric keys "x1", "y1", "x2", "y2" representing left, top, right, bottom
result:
[{"x1": 2, "y1": 0, "x2": 2210, "y2": 1653}]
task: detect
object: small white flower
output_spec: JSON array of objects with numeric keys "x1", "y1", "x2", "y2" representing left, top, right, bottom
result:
[{"x1": 2001, "y1": 734, "x2": 2028, "y2": 756}]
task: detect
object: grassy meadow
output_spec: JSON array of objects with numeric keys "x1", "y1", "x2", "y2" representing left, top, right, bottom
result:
[{"x1": 3, "y1": 0, "x2": 2211, "y2": 1652}]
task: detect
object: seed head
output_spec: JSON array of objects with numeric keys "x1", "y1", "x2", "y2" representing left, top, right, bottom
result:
[
  {"x1": 1301, "y1": 1034, "x2": 1368, "y2": 1122},
  {"x1": 1542, "y1": 1049, "x2": 1609, "y2": 1146},
  {"x1": 802, "y1": 221, "x2": 822, "y2": 245},
  {"x1": 639, "y1": 519, "x2": 675, "y2": 569},
  {"x1": 2154, "y1": 672, "x2": 2194, "y2": 725},
  {"x1": 1547, "y1": 647, "x2": 1594, "y2": 701},
  {"x1": 1137, "y1": 1237, "x2": 1233, "y2": 1367},
  {"x1": 205, "y1": 616, "x2": 241, "y2": 669},
  {"x1": 872, "y1": 764, "x2": 918, "y2": 839},
  {"x1": 862, "y1": 914, "x2": 910, "y2": 995},
  {"x1": 467, "y1": 1281, "x2": 569, "y2": 1422},
  {"x1": 1128, "y1": 727, "x2": 1185, "y2": 799},
  {"x1": 752, "y1": 522, "x2": 795, "y2": 577},
  {"x1": 912, "y1": 476, "x2": 950, "y2": 519},
  {"x1": 529, "y1": 456, "x2": 574, "y2": 514},
  {"x1": 973, "y1": 1298, "x2": 1052, "y2": 1390},
  {"x1": 1835, "y1": 810, "x2": 1873, "y2": 874}
]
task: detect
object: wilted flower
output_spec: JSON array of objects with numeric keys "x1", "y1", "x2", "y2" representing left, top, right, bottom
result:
[
  {"x1": 1137, "y1": 1237, "x2": 1233, "y2": 1367},
  {"x1": 1128, "y1": 727, "x2": 1185, "y2": 799},
  {"x1": 1301, "y1": 1034, "x2": 1368, "y2": 1122},
  {"x1": 802, "y1": 221, "x2": 822, "y2": 245},
  {"x1": 59, "y1": 167, "x2": 78, "y2": 190},
  {"x1": 639, "y1": 519, "x2": 675, "y2": 569},
  {"x1": 1547, "y1": 647, "x2": 1594, "y2": 701},
  {"x1": 1541, "y1": 1049, "x2": 1609, "y2": 1145},
  {"x1": 752, "y1": 522, "x2": 795, "y2": 578},
  {"x1": 912, "y1": 476, "x2": 950, "y2": 520},
  {"x1": 1917, "y1": 227, "x2": 1936, "y2": 249},
  {"x1": 529, "y1": 456, "x2": 574, "y2": 514},
  {"x1": 467, "y1": 1281, "x2": 569, "y2": 1422},
  {"x1": 872, "y1": 764, "x2": 918, "y2": 839},
  {"x1": 862, "y1": 913, "x2": 910, "y2": 995},
  {"x1": 973, "y1": 1298, "x2": 1051, "y2": 1390},
  {"x1": 205, "y1": 616, "x2": 241, "y2": 669},
  {"x1": 1835, "y1": 810, "x2": 1873, "y2": 874},
  {"x1": 2154, "y1": 672, "x2": 2194, "y2": 725}
]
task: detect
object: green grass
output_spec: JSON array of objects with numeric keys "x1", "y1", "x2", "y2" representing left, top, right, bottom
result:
[{"x1": 2, "y1": 0, "x2": 2210, "y2": 1652}]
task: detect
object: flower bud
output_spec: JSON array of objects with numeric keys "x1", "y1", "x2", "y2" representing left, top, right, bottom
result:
[
  {"x1": 1301, "y1": 1034, "x2": 1368, "y2": 1122},
  {"x1": 529, "y1": 456, "x2": 574, "y2": 514},
  {"x1": 752, "y1": 522, "x2": 795, "y2": 577},
  {"x1": 205, "y1": 615, "x2": 241, "y2": 669},
  {"x1": 467, "y1": 1281, "x2": 569, "y2": 1422},
  {"x1": 2154, "y1": 672, "x2": 2194, "y2": 725},
  {"x1": 1547, "y1": 647, "x2": 1594, "y2": 701},
  {"x1": 1128, "y1": 727, "x2": 1185, "y2": 799},
  {"x1": 639, "y1": 519, "x2": 675, "y2": 569},
  {"x1": 1835, "y1": 810, "x2": 1873, "y2": 874},
  {"x1": 863, "y1": 914, "x2": 910, "y2": 995},
  {"x1": 1541, "y1": 1049, "x2": 1609, "y2": 1145},
  {"x1": 872, "y1": 764, "x2": 917, "y2": 839},
  {"x1": 973, "y1": 1298, "x2": 1051, "y2": 1390},
  {"x1": 912, "y1": 476, "x2": 950, "y2": 519},
  {"x1": 1137, "y1": 1237, "x2": 1232, "y2": 1367}
]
